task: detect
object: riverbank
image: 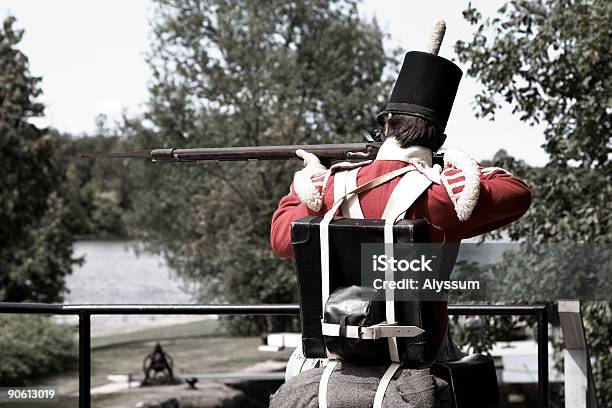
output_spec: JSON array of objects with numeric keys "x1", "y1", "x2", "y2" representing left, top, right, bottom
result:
[{"x1": 54, "y1": 314, "x2": 214, "y2": 338}]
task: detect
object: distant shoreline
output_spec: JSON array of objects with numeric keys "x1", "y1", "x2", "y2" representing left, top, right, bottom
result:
[
  {"x1": 54, "y1": 314, "x2": 215, "y2": 337},
  {"x1": 91, "y1": 314, "x2": 215, "y2": 337}
]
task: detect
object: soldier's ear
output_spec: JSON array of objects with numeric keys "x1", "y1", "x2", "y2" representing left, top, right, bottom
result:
[{"x1": 384, "y1": 113, "x2": 392, "y2": 137}]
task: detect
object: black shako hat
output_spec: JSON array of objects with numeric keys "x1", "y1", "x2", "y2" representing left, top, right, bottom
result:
[{"x1": 377, "y1": 51, "x2": 463, "y2": 131}]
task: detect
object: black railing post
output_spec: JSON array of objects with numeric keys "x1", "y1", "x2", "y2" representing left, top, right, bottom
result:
[
  {"x1": 79, "y1": 312, "x2": 91, "y2": 408},
  {"x1": 537, "y1": 306, "x2": 549, "y2": 408}
]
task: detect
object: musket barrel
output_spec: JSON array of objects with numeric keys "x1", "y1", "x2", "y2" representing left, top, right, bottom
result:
[{"x1": 167, "y1": 143, "x2": 378, "y2": 162}]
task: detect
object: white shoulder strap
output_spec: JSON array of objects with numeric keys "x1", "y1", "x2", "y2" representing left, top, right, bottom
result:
[
  {"x1": 341, "y1": 167, "x2": 364, "y2": 218},
  {"x1": 333, "y1": 168, "x2": 365, "y2": 218},
  {"x1": 333, "y1": 170, "x2": 348, "y2": 204},
  {"x1": 382, "y1": 170, "x2": 433, "y2": 362},
  {"x1": 381, "y1": 169, "x2": 432, "y2": 220},
  {"x1": 373, "y1": 172, "x2": 431, "y2": 408}
]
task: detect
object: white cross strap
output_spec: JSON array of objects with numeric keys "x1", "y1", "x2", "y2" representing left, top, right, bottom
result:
[
  {"x1": 373, "y1": 363, "x2": 401, "y2": 408},
  {"x1": 318, "y1": 360, "x2": 338, "y2": 408},
  {"x1": 321, "y1": 321, "x2": 424, "y2": 340}
]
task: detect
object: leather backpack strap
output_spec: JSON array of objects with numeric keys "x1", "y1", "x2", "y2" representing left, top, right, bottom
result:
[
  {"x1": 333, "y1": 169, "x2": 348, "y2": 205},
  {"x1": 321, "y1": 321, "x2": 424, "y2": 339}
]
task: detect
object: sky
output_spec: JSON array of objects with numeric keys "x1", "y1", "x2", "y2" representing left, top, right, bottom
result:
[{"x1": 1, "y1": 0, "x2": 547, "y2": 165}]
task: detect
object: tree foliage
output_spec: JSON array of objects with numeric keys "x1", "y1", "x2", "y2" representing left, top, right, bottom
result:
[
  {"x1": 456, "y1": 0, "x2": 611, "y2": 244},
  {"x1": 55, "y1": 120, "x2": 132, "y2": 239},
  {"x1": 123, "y1": 0, "x2": 392, "y2": 332},
  {"x1": 0, "y1": 17, "x2": 77, "y2": 302},
  {"x1": 455, "y1": 0, "x2": 612, "y2": 403}
]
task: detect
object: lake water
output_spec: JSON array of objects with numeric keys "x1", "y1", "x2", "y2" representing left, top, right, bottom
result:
[
  {"x1": 65, "y1": 241, "x2": 201, "y2": 334},
  {"x1": 65, "y1": 240, "x2": 518, "y2": 334}
]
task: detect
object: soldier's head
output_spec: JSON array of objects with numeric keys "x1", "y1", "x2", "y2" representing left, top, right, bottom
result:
[
  {"x1": 383, "y1": 113, "x2": 446, "y2": 152},
  {"x1": 377, "y1": 51, "x2": 462, "y2": 152}
]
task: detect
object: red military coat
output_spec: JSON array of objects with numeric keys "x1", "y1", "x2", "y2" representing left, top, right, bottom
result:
[{"x1": 271, "y1": 140, "x2": 532, "y2": 259}]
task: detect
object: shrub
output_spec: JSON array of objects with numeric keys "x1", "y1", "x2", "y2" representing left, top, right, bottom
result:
[{"x1": 0, "y1": 315, "x2": 77, "y2": 385}]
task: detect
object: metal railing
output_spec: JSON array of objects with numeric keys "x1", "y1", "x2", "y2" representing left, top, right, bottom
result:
[{"x1": 0, "y1": 303, "x2": 549, "y2": 408}]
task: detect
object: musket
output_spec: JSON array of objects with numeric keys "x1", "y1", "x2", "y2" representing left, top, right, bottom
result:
[
  {"x1": 81, "y1": 141, "x2": 445, "y2": 166},
  {"x1": 80, "y1": 141, "x2": 383, "y2": 164}
]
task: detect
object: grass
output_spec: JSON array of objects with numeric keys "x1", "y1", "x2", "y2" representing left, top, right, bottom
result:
[
  {"x1": 91, "y1": 319, "x2": 222, "y2": 349},
  {"x1": 29, "y1": 319, "x2": 294, "y2": 408}
]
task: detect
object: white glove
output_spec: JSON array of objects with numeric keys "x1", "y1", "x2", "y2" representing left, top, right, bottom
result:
[
  {"x1": 296, "y1": 149, "x2": 322, "y2": 168},
  {"x1": 293, "y1": 149, "x2": 328, "y2": 211}
]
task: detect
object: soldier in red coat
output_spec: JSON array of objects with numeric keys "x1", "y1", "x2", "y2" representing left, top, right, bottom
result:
[{"x1": 269, "y1": 46, "x2": 531, "y2": 408}]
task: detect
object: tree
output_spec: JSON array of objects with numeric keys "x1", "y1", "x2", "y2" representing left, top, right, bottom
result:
[
  {"x1": 455, "y1": 0, "x2": 611, "y2": 404},
  {"x1": 55, "y1": 118, "x2": 132, "y2": 239},
  {"x1": 0, "y1": 17, "x2": 77, "y2": 302},
  {"x1": 124, "y1": 0, "x2": 392, "y2": 333}
]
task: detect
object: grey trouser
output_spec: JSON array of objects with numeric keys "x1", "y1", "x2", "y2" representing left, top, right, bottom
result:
[
  {"x1": 272, "y1": 363, "x2": 451, "y2": 408},
  {"x1": 275, "y1": 328, "x2": 463, "y2": 407}
]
